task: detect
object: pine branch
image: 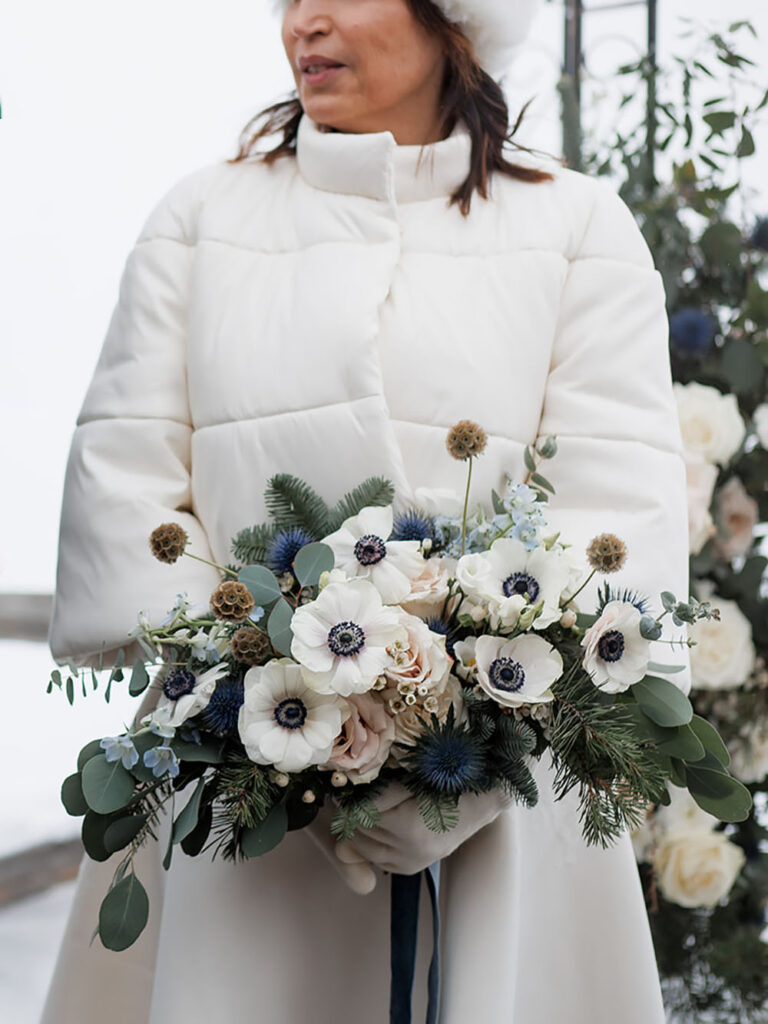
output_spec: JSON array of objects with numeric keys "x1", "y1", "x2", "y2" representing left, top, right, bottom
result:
[
  {"x1": 326, "y1": 476, "x2": 396, "y2": 532},
  {"x1": 264, "y1": 474, "x2": 331, "y2": 536},
  {"x1": 230, "y1": 522, "x2": 278, "y2": 565},
  {"x1": 203, "y1": 753, "x2": 278, "y2": 862},
  {"x1": 418, "y1": 792, "x2": 460, "y2": 833}
]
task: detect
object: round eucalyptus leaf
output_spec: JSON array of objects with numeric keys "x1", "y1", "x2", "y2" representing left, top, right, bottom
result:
[
  {"x1": 689, "y1": 715, "x2": 730, "y2": 767},
  {"x1": 104, "y1": 814, "x2": 149, "y2": 854},
  {"x1": 238, "y1": 565, "x2": 282, "y2": 607},
  {"x1": 128, "y1": 658, "x2": 150, "y2": 697},
  {"x1": 684, "y1": 763, "x2": 752, "y2": 822},
  {"x1": 268, "y1": 599, "x2": 295, "y2": 657},
  {"x1": 656, "y1": 723, "x2": 706, "y2": 763},
  {"x1": 171, "y1": 777, "x2": 207, "y2": 845},
  {"x1": 98, "y1": 873, "x2": 150, "y2": 951},
  {"x1": 631, "y1": 676, "x2": 693, "y2": 727},
  {"x1": 82, "y1": 810, "x2": 121, "y2": 862},
  {"x1": 81, "y1": 754, "x2": 137, "y2": 814},
  {"x1": 61, "y1": 772, "x2": 89, "y2": 817},
  {"x1": 77, "y1": 738, "x2": 104, "y2": 771},
  {"x1": 293, "y1": 542, "x2": 335, "y2": 587}
]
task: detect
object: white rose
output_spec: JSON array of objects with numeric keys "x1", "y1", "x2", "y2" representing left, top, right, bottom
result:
[
  {"x1": 753, "y1": 403, "x2": 768, "y2": 449},
  {"x1": 455, "y1": 552, "x2": 495, "y2": 600},
  {"x1": 729, "y1": 723, "x2": 768, "y2": 784},
  {"x1": 689, "y1": 597, "x2": 755, "y2": 690},
  {"x1": 653, "y1": 828, "x2": 745, "y2": 908},
  {"x1": 684, "y1": 457, "x2": 718, "y2": 555},
  {"x1": 674, "y1": 380, "x2": 745, "y2": 466}
]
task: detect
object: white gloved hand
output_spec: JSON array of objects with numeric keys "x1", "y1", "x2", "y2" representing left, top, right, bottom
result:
[
  {"x1": 304, "y1": 798, "x2": 378, "y2": 895},
  {"x1": 334, "y1": 782, "x2": 513, "y2": 876}
]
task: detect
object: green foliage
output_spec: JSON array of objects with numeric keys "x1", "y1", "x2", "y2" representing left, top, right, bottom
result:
[
  {"x1": 326, "y1": 476, "x2": 395, "y2": 532},
  {"x1": 418, "y1": 792, "x2": 460, "y2": 833},
  {"x1": 205, "y1": 752, "x2": 279, "y2": 863},
  {"x1": 265, "y1": 473, "x2": 332, "y2": 536},
  {"x1": 230, "y1": 522, "x2": 277, "y2": 566},
  {"x1": 98, "y1": 872, "x2": 149, "y2": 951},
  {"x1": 330, "y1": 792, "x2": 383, "y2": 841}
]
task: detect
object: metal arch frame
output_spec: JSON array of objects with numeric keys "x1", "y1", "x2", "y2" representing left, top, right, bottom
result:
[{"x1": 561, "y1": 0, "x2": 658, "y2": 176}]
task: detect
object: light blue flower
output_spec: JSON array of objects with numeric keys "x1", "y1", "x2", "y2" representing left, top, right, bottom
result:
[
  {"x1": 100, "y1": 735, "x2": 139, "y2": 770},
  {"x1": 143, "y1": 744, "x2": 180, "y2": 779},
  {"x1": 248, "y1": 606, "x2": 266, "y2": 624},
  {"x1": 503, "y1": 483, "x2": 541, "y2": 518},
  {"x1": 511, "y1": 518, "x2": 541, "y2": 551}
]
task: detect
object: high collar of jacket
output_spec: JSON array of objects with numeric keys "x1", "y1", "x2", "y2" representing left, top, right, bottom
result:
[{"x1": 295, "y1": 112, "x2": 472, "y2": 204}]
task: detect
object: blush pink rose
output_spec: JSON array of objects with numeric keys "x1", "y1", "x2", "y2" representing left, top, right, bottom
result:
[{"x1": 324, "y1": 692, "x2": 395, "y2": 785}]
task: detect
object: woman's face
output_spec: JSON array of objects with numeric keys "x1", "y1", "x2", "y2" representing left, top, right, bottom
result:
[{"x1": 281, "y1": 0, "x2": 447, "y2": 144}]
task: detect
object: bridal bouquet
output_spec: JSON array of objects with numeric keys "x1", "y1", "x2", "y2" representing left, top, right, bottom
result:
[{"x1": 49, "y1": 420, "x2": 751, "y2": 952}]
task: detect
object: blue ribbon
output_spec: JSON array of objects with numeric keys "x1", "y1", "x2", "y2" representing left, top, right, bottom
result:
[{"x1": 390, "y1": 861, "x2": 442, "y2": 1024}]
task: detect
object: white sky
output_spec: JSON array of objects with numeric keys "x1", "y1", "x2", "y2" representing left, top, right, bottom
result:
[{"x1": 1, "y1": 0, "x2": 767, "y2": 595}]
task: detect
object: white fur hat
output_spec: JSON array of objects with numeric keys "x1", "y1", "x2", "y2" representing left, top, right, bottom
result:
[{"x1": 272, "y1": 0, "x2": 540, "y2": 79}]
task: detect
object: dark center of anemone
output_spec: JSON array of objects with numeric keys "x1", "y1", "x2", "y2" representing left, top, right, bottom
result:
[
  {"x1": 354, "y1": 534, "x2": 387, "y2": 566},
  {"x1": 327, "y1": 620, "x2": 366, "y2": 657},
  {"x1": 274, "y1": 697, "x2": 308, "y2": 730},
  {"x1": 489, "y1": 656, "x2": 526, "y2": 692},
  {"x1": 502, "y1": 571, "x2": 540, "y2": 602},
  {"x1": 162, "y1": 668, "x2": 197, "y2": 700},
  {"x1": 597, "y1": 629, "x2": 625, "y2": 663}
]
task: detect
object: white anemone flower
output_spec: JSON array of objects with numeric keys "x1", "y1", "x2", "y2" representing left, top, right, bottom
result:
[
  {"x1": 475, "y1": 634, "x2": 563, "y2": 708},
  {"x1": 291, "y1": 578, "x2": 407, "y2": 696},
  {"x1": 238, "y1": 659, "x2": 348, "y2": 773},
  {"x1": 321, "y1": 505, "x2": 425, "y2": 604},
  {"x1": 459, "y1": 536, "x2": 570, "y2": 630},
  {"x1": 151, "y1": 662, "x2": 231, "y2": 728},
  {"x1": 581, "y1": 600, "x2": 651, "y2": 693}
]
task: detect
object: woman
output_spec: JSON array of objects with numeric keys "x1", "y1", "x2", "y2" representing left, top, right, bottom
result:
[{"x1": 42, "y1": 0, "x2": 690, "y2": 1021}]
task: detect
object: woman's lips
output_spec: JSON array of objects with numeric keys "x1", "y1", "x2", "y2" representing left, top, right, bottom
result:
[{"x1": 301, "y1": 65, "x2": 346, "y2": 86}]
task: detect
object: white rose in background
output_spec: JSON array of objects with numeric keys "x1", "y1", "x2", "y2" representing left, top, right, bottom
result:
[
  {"x1": 689, "y1": 597, "x2": 755, "y2": 691},
  {"x1": 729, "y1": 722, "x2": 768, "y2": 784},
  {"x1": 653, "y1": 828, "x2": 746, "y2": 909},
  {"x1": 655, "y1": 786, "x2": 719, "y2": 834},
  {"x1": 753, "y1": 402, "x2": 768, "y2": 449},
  {"x1": 581, "y1": 600, "x2": 651, "y2": 693},
  {"x1": 712, "y1": 475, "x2": 758, "y2": 560},
  {"x1": 684, "y1": 457, "x2": 718, "y2": 554},
  {"x1": 674, "y1": 380, "x2": 745, "y2": 465}
]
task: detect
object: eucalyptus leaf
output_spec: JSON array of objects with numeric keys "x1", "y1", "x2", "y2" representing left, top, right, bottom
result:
[
  {"x1": 104, "y1": 813, "x2": 149, "y2": 854},
  {"x1": 98, "y1": 873, "x2": 150, "y2": 951},
  {"x1": 61, "y1": 772, "x2": 89, "y2": 816},
  {"x1": 82, "y1": 810, "x2": 121, "y2": 862},
  {"x1": 238, "y1": 565, "x2": 283, "y2": 607},
  {"x1": 171, "y1": 739, "x2": 226, "y2": 764},
  {"x1": 293, "y1": 542, "x2": 335, "y2": 587},
  {"x1": 129, "y1": 659, "x2": 150, "y2": 697},
  {"x1": 524, "y1": 446, "x2": 536, "y2": 473},
  {"x1": 241, "y1": 801, "x2": 288, "y2": 858},
  {"x1": 656, "y1": 723, "x2": 706, "y2": 763},
  {"x1": 684, "y1": 762, "x2": 752, "y2": 822},
  {"x1": 268, "y1": 599, "x2": 295, "y2": 657},
  {"x1": 631, "y1": 676, "x2": 693, "y2": 727},
  {"x1": 689, "y1": 715, "x2": 730, "y2": 767},
  {"x1": 181, "y1": 801, "x2": 214, "y2": 856},
  {"x1": 172, "y1": 777, "x2": 207, "y2": 845},
  {"x1": 81, "y1": 754, "x2": 137, "y2": 814},
  {"x1": 77, "y1": 738, "x2": 106, "y2": 771}
]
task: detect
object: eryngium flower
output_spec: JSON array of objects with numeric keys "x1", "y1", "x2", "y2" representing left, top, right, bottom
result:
[
  {"x1": 399, "y1": 708, "x2": 487, "y2": 795},
  {"x1": 149, "y1": 522, "x2": 189, "y2": 563},
  {"x1": 391, "y1": 508, "x2": 436, "y2": 543},
  {"x1": 210, "y1": 580, "x2": 256, "y2": 622},
  {"x1": 267, "y1": 526, "x2": 316, "y2": 576},
  {"x1": 586, "y1": 533, "x2": 627, "y2": 574},
  {"x1": 446, "y1": 420, "x2": 488, "y2": 461},
  {"x1": 202, "y1": 676, "x2": 245, "y2": 737},
  {"x1": 230, "y1": 626, "x2": 272, "y2": 666}
]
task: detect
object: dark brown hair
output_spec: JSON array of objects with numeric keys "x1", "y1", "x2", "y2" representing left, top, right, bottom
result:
[{"x1": 228, "y1": 0, "x2": 558, "y2": 216}]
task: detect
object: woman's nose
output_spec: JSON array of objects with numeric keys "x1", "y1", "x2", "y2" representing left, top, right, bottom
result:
[{"x1": 288, "y1": 0, "x2": 333, "y2": 39}]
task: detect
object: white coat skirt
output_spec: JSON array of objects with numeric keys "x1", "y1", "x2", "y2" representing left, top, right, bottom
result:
[{"x1": 41, "y1": 111, "x2": 690, "y2": 1023}]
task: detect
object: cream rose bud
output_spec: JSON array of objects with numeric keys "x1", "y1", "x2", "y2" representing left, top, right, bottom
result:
[
  {"x1": 689, "y1": 596, "x2": 755, "y2": 691},
  {"x1": 581, "y1": 600, "x2": 651, "y2": 693},
  {"x1": 674, "y1": 380, "x2": 745, "y2": 466},
  {"x1": 653, "y1": 828, "x2": 746, "y2": 909},
  {"x1": 475, "y1": 633, "x2": 563, "y2": 708},
  {"x1": 323, "y1": 692, "x2": 395, "y2": 784},
  {"x1": 400, "y1": 555, "x2": 457, "y2": 620}
]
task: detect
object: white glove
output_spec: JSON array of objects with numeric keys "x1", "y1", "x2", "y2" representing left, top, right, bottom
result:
[
  {"x1": 304, "y1": 798, "x2": 378, "y2": 895},
  {"x1": 334, "y1": 782, "x2": 512, "y2": 876}
]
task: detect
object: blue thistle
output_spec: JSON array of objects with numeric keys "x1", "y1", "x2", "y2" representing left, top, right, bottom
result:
[
  {"x1": 266, "y1": 526, "x2": 316, "y2": 576},
  {"x1": 749, "y1": 216, "x2": 768, "y2": 252},
  {"x1": 401, "y1": 708, "x2": 487, "y2": 795},
  {"x1": 201, "y1": 676, "x2": 245, "y2": 737},
  {"x1": 668, "y1": 307, "x2": 717, "y2": 357},
  {"x1": 391, "y1": 507, "x2": 436, "y2": 543},
  {"x1": 424, "y1": 615, "x2": 460, "y2": 659},
  {"x1": 595, "y1": 580, "x2": 651, "y2": 616}
]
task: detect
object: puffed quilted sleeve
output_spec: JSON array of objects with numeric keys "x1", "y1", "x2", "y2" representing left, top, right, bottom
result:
[
  {"x1": 536, "y1": 176, "x2": 691, "y2": 693},
  {"x1": 47, "y1": 168, "x2": 223, "y2": 669}
]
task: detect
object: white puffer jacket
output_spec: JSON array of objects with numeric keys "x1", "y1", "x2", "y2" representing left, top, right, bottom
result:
[
  {"x1": 49, "y1": 113, "x2": 690, "y2": 690},
  {"x1": 44, "y1": 113, "x2": 685, "y2": 1024}
]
